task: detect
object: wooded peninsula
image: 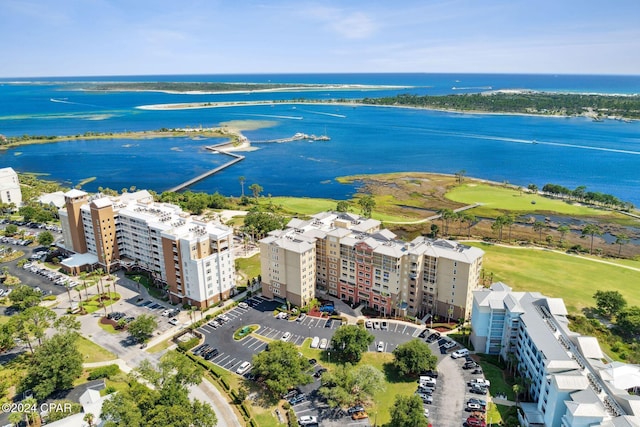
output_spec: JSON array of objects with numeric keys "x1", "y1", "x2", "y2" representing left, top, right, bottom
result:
[{"x1": 355, "y1": 92, "x2": 640, "y2": 120}]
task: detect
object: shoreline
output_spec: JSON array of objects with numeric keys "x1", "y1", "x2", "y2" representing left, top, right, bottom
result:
[{"x1": 135, "y1": 99, "x2": 636, "y2": 122}]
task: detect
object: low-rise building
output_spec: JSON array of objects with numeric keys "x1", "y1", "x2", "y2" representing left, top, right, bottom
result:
[{"x1": 471, "y1": 283, "x2": 640, "y2": 426}]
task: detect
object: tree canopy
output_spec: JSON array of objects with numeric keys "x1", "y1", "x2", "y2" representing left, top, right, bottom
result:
[
  {"x1": 616, "y1": 306, "x2": 640, "y2": 338},
  {"x1": 20, "y1": 331, "x2": 83, "y2": 400},
  {"x1": 593, "y1": 290, "x2": 627, "y2": 318},
  {"x1": 251, "y1": 341, "x2": 312, "y2": 397},
  {"x1": 127, "y1": 314, "x2": 157, "y2": 343},
  {"x1": 37, "y1": 230, "x2": 55, "y2": 246},
  {"x1": 242, "y1": 210, "x2": 287, "y2": 240},
  {"x1": 101, "y1": 351, "x2": 216, "y2": 427},
  {"x1": 9, "y1": 284, "x2": 43, "y2": 311},
  {"x1": 330, "y1": 325, "x2": 375, "y2": 363},
  {"x1": 392, "y1": 339, "x2": 438, "y2": 377},
  {"x1": 318, "y1": 363, "x2": 385, "y2": 408},
  {"x1": 386, "y1": 394, "x2": 429, "y2": 427}
]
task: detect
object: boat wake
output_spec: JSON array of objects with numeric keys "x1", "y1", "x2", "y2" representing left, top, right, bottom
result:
[
  {"x1": 242, "y1": 114, "x2": 303, "y2": 120},
  {"x1": 298, "y1": 109, "x2": 347, "y2": 118}
]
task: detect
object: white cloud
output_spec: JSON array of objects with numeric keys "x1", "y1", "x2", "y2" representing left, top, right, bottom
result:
[{"x1": 302, "y1": 5, "x2": 377, "y2": 40}]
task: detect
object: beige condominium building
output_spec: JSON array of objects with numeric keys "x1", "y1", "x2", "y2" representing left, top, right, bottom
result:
[
  {"x1": 260, "y1": 211, "x2": 484, "y2": 320},
  {"x1": 59, "y1": 189, "x2": 235, "y2": 308},
  {"x1": 0, "y1": 167, "x2": 22, "y2": 207}
]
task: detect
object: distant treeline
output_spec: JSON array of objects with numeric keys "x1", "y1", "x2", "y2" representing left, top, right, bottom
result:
[
  {"x1": 357, "y1": 92, "x2": 640, "y2": 120},
  {"x1": 541, "y1": 183, "x2": 634, "y2": 210},
  {"x1": 86, "y1": 82, "x2": 321, "y2": 92}
]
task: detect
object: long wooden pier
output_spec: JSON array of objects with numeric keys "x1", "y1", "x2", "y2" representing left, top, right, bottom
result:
[{"x1": 167, "y1": 142, "x2": 245, "y2": 192}]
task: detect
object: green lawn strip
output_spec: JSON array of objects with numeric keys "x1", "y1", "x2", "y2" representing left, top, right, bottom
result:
[
  {"x1": 253, "y1": 411, "x2": 285, "y2": 427},
  {"x1": 476, "y1": 355, "x2": 515, "y2": 400},
  {"x1": 264, "y1": 197, "x2": 339, "y2": 215},
  {"x1": 147, "y1": 338, "x2": 174, "y2": 354},
  {"x1": 236, "y1": 253, "x2": 261, "y2": 281},
  {"x1": 446, "y1": 183, "x2": 620, "y2": 218},
  {"x1": 76, "y1": 335, "x2": 117, "y2": 363},
  {"x1": 97, "y1": 321, "x2": 119, "y2": 334},
  {"x1": 80, "y1": 292, "x2": 120, "y2": 314},
  {"x1": 359, "y1": 352, "x2": 415, "y2": 426},
  {"x1": 467, "y1": 243, "x2": 639, "y2": 313}
]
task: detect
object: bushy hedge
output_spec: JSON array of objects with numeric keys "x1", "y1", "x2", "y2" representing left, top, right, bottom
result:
[{"x1": 87, "y1": 364, "x2": 120, "y2": 380}]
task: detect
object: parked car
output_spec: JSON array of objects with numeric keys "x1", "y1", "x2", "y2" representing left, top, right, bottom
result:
[
  {"x1": 236, "y1": 361, "x2": 252, "y2": 375},
  {"x1": 468, "y1": 378, "x2": 491, "y2": 387},
  {"x1": 310, "y1": 336, "x2": 320, "y2": 348},
  {"x1": 238, "y1": 302, "x2": 249, "y2": 309},
  {"x1": 452, "y1": 348, "x2": 470, "y2": 358},
  {"x1": 443, "y1": 340, "x2": 456, "y2": 349},
  {"x1": 296, "y1": 313, "x2": 306, "y2": 322},
  {"x1": 288, "y1": 393, "x2": 306, "y2": 405},
  {"x1": 466, "y1": 416, "x2": 486, "y2": 427},
  {"x1": 319, "y1": 338, "x2": 328, "y2": 349},
  {"x1": 298, "y1": 415, "x2": 318, "y2": 426},
  {"x1": 347, "y1": 405, "x2": 365, "y2": 415},
  {"x1": 281, "y1": 332, "x2": 292, "y2": 342},
  {"x1": 169, "y1": 318, "x2": 179, "y2": 326},
  {"x1": 377, "y1": 341, "x2": 385, "y2": 352},
  {"x1": 421, "y1": 370, "x2": 439, "y2": 378},
  {"x1": 351, "y1": 411, "x2": 368, "y2": 420},
  {"x1": 381, "y1": 321, "x2": 388, "y2": 330},
  {"x1": 418, "y1": 329, "x2": 429, "y2": 338},
  {"x1": 365, "y1": 320, "x2": 373, "y2": 328}
]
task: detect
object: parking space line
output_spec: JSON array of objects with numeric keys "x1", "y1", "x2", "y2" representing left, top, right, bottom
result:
[
  {"x1": 223, "y1": 358, "x2": 237, "y2": 369},
  {"x1": 401, "y1": 325, "x2": 407, "y2": 334}
]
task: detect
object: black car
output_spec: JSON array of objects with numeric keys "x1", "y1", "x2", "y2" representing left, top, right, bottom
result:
[
  {"x1": 463, "y1": 362, "x2": 479, "y2": 370},
  {"x1": 421, "y1": 370, "x2": 439, "y2": 378},
  {"x1": 324, "y1": 319, "x2": 333, "y2": 328},
  {"x1": 426, "y1": 332, "x2": 441, "y2": 343},
  {"x1": 418, "y1": 329, "x2": 428, "y2": 338}
]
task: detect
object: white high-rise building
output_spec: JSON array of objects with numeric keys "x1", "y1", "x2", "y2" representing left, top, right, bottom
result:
[{"x1": 0, "y1": 167, "x2": 22, "y2": 207}]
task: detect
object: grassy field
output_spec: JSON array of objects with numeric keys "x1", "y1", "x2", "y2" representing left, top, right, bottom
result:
[
  {"x1": 468, "y1": 242, "x2": 640, "y2": 312},
  {"x1": 76, "y1": 335, "x2": 117, "y2": 363},
  {"x1": 263, "y1": 197, "x2": 339, "y2": 215},
  {"x1": 447, "y1": 183, "x2": 624, "y2": 219},
  {"x1": 236, "y1": 253, "x2": 261, "y2": 282}
]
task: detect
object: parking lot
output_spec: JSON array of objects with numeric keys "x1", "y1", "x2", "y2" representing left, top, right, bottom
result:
[{"x1": 190, "y1": 295, "x2": 492, "y2": 427}]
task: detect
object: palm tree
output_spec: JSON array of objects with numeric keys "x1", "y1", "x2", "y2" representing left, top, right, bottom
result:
[
  {"x1": 615, "y1": 233, "x2": 630, "y2": 257},
  {"x1": 532, "y1": 221, "x2": 546, "y2": 242},
  {"x1": 84, "y1": 412, "x2": 95, "y2": 427},
  {"x1": 557, "y1": 225, "x2": 570, "y2": 244},
  {"x1": 582, "y1": 224, "x2": 603, "y2": 254},
  {"x1": 491, "y1": 216, "x2": 505, "y2": 241},
  {"x1": 503, "y1": 215, "x2": 515, "y2": 242},
  {"x1": 239, "y1": 176, "x2": 246, "y2": 197},
  {"x1": 512, "y1": 383, "x2": 522, "y2": 407},
  {"x1": 463, "y1": 213, "x2": 477, "y2": 238},
  {"x1": 438, "y1": 208, "x2": 455, "y2": 236},
  {"x1": 80, "y1": 272, "x2": 90, "y2": 300}
]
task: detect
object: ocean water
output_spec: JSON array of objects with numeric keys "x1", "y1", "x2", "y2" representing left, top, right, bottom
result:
[{"x1": 0, "y1": 73, "x2": 639, "y2": 205}]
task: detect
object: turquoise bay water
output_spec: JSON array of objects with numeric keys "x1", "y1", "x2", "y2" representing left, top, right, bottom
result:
[{"x1": 0, "y1": 74, "x2": 639, "y2": 205}]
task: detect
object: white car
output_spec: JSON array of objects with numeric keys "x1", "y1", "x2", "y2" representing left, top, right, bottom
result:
[
  {"x1": 423, "y1": 408, "x2": 430, "y2": 418},
  {"x1": 238, "y1": 302, "x2": 249, "y2": 309},
  {"x1": 373, "y1": 321, "x2": 380, "y2": 329},
  {"x1": 319, "y1": 338, "x2": 328, "y2": 349},
  {"x1": 298, "y1": 415, "x2": 318, "y2": 426},
  {"x1": 377, "y1": 341, "x2": 384, "y2": 352},
  {"x1": 236, "y1": 361, "x2": 252, "y2": 375},
  {"x1": 161, "y1": 309, "x2": 172, "y2": 317},
  {"x1": 451, "y1": 348, "x2": 470, "y2": 359},
  {"x1": 365, "y1": 320, "x2": 373, "y2": 328},
  {"x1": 281, "y1": 332, "x2": 292, "y2": 342},
  {"x1": 310, "y1": 336, "x2": 320, "y2": 348},
  {"x1": 419, "y1": 376, "x2": 436, "y2": 386}
]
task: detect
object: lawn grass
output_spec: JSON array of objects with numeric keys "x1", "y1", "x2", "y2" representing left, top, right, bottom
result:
[
  {"x1": 475, "y1": 356, "x2": 515, "y2": 400},
  {"x1": 147, "y1": 338, "x2": 175, "y2": 354},
  {"x1": 76, "y1": 335, "x2": 117, "y2": 363},
  {"x1": 97, "y1": 321, "x2": 119, "y2": 334},
  {"x1": 236, "y1": 253, "x2": 261, "y2": 282},
  {"x1": 263, "y1": 197, "x2": 339, "y2": 215},
  {"x1": 79, "y1": 292, "x2": 120, "y2": 314},
  {"x1": 0, "y1": 315, "x2": 10, "y2": 325},
  {"x1": 468, "y1": 242, "x2": 640, "y2": 312},
  {"x1": 447, "y1": 183, "x2": 622, "y2": 218}
]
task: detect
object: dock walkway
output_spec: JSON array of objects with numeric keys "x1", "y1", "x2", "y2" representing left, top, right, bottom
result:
[{"x1": 167, "y1": 142, "x2": 244, "y2": 192}]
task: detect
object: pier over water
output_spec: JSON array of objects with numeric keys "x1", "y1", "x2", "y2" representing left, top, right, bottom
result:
[{"x1": 167, "y1": 142, "x2": 244, "y2": 192}]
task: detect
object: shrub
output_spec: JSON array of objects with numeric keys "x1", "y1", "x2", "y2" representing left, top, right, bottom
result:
[
  {"x1": 88, "y1": 364, "x2": 120, "y2": 380},
  {"x1": 177, "y1": 337, "x2": 200, "y2": 352},
  {"x1": 287, "y1": 408, "x2": 299, "y2": 427}
]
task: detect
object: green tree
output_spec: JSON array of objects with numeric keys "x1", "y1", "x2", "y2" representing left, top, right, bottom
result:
[
  {"x1": 251, "y1": 341, "x2": 312, "y2": 397},
  {"x1": 127, "y1": 314, "x2": 157, "y2": 343},
  {"x1": 616, "y1": 306, "x2": 640, "y2": 338},
  {"x1": 4, "y1": 223, "x2": 18, "y2": 235},
  {"x1": 242, "y1": 210, "x2": 286, "y2": 240},
  {"x1": 387, "y1": 394, "x2": 429, "y2": 427},
  {"x1": 330, "y1": 325, "x2": 375, "y2": 363},
  {"x1": 249, "y1": 183, "x2": 263, "y2": 200},
  {"x1": 438, "y1": 208, "x2": 455, "y2": 236},
  {"x1": 593, "y1": 290, "x2": 627, "y2": 318},
  {"x1": 392, "y1": 339, "x2": 438, "y2": 377},
  {"x1": 101, "y1": 351, "x2": 217, "y2": 427},
  {"x1": 582, "y1": 224, "x2": 603, "y2": 254},
  {"x1": 491, "y1": 216, "x2": 506, "y2": 241},
  {"x1": 18, "y1": 305, "x2": 57, "y2": 346},
  {"x1": 527, "y1": 183, "x2": 538, "y2": 193},
  {"x1": 557, "y1": 225, "x2": 570, "y2": 244},
  {"x1": 37, "y1": 230, "x2": 54, "y2": 246},
  {"x1": 318, "y1": 363, "x2": 384, "y2": 408},
  {"x1": 358, "y1": 195, "x2": 376, "y2": 218},
  {"x1": 615, "y1": 233, "x2": 630, "y2": 257},
  {"x1": 239, "y1": 176, "x2": 246, "y2": 197},
  {"x1": 8, "y1": 283, "x2": 43, "y2": 311},
  {"x1": 336, "y1": 200, "x2": 349, "y2": 213},
  {"x1": 455, "y1": 169, "x2": 466, "y2": 184},
  {"x1": 533, "y1": 220, "x2": 546, "y2": 242},
  {"x1": 21, "y1": 332, "x2": 83, "y2": 400}
]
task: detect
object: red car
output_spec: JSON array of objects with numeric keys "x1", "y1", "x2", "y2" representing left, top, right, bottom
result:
[{"x1": 466, "y1": 416, "x2": 486, "y2": 427}]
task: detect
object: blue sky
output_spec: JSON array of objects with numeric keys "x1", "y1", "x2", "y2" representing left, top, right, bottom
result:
[{"x1": 2, "y1": 0, "x2": 639, "y2": 77}]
